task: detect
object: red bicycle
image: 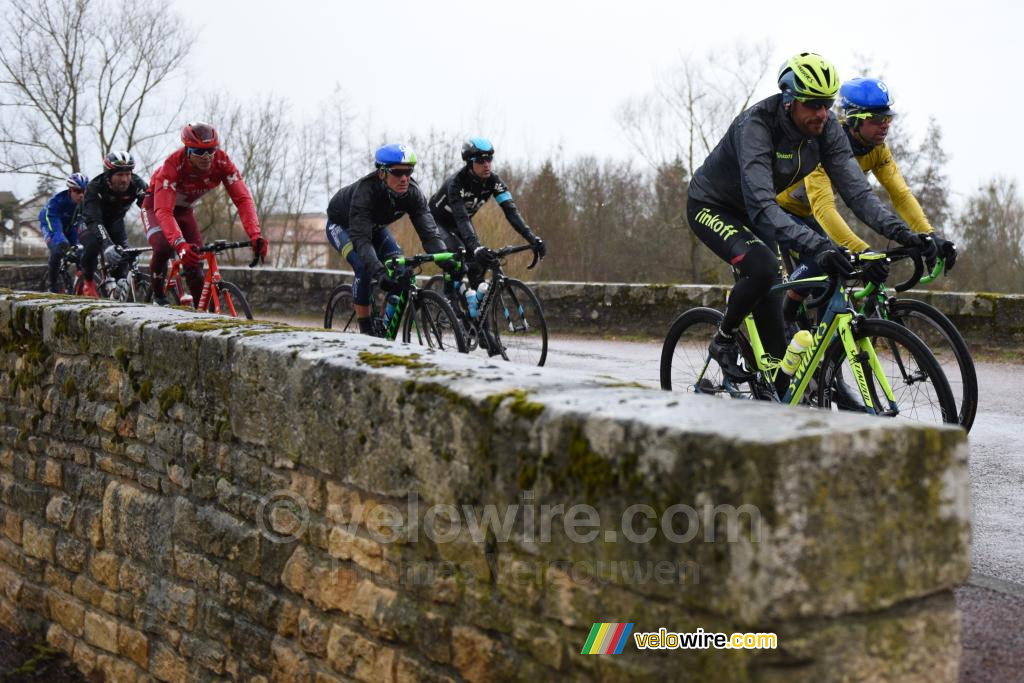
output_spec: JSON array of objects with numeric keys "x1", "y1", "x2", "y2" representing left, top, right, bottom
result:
[{"x1": 163, "y1": 240, "x2": 257, "y2": 319}]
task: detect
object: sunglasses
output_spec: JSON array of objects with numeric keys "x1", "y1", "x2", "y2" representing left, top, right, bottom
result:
[
  {"x1": 386, "y1": 167, "x2": 414, "y2": 177},
  {"x1": 472, "y1": 155, "x2": 494, "y2": 163},
  {"x1": 795, "y1": 97, "x2": 835, "y2": 110},
  {"x1": 866, "y1": 114, "x2": 894, "y2": 124},
  {"x1": 69, "y1": 188, "x2": 85, "y2": 195},
  {"x1": 187, "y1": 147, "x2": 217, "y2": 157}
]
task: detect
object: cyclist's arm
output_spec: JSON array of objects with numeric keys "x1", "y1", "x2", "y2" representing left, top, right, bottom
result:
[
  {"x1": 444, "y1": 175, "x2": 481, "y2": 252},
  {"x1": 152, "y1": 161, "x2": 186, "y2": 244},
  {"x1": 407, "y1": 185, "x2": 447, "y2": 254},
  {"x1": 348, "y1": 183, "x2": 384, "y2": 276},
  {"x1": 820, "y1": 123, "x2": 911, "y2": 242},
  {"x1": 220, "y1": 156, "x2": 261, "y2": 239},
  {"x1": 738, "y1": 116, "x2": 829, "y2": 256},
  {"x1": 871, "y1": 145, "x2": 933, "y2": 234},
  {"x1": 805, "y1": 165, "x2": 870, "y2": 253},
  {"x1": 493, "y1": 175, "x2": 537, "y2": 241},
  {"x1": 40, "y1": 195, "x2": 66, "y2": 245}
]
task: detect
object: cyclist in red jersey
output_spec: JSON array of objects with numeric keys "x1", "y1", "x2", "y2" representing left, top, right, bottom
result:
[{"x1": 142, "y1": 122, "x2": 269, "y2": 305}]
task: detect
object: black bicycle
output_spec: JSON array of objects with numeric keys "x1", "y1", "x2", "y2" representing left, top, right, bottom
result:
[
  {"x1": 38, "y1": 244, "x2": 82, "y2": 294},
  {"x1": 102, "y1": 246, "x2": 154, "y2": 303},
  {"x1": 324, "y1": 252, "x2": 468, "y2": 353},
  {"x1": 426, "y1": 244, "x2": 548, "y2": 366}
]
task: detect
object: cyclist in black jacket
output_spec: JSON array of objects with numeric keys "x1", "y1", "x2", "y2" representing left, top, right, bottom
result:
[
  {"x1": 79, "y1": 151, "x2": 148, "y2": 297},
  {"x1": 687, "y1": 52, "x2": 931, "y2": 389},
  {"x1": 325, "y1": 143, "x2": 450, "y2": 335},
  {"x1": 430, "y1": 137, "x2": 545, "y2": 288}
]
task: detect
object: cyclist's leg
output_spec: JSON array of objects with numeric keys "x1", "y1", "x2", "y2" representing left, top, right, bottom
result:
[
  {"x1": 176, "y1": 209, "x2": 204, "y2": 303},
  {"x1": 143, "y1": 203, "x2": 173, "y2": 305},
  {"x1": 781, "y1": 214, "x2": 827, "y2": 328},
  {"x1": 78, "y1": 226, "x2": 102, "y2": 294},
  {"x1": 687, "y1": 197, "x2": 778, "y2": 380},
  {"x1": 435, "y1": 229, "x2": 467, "y2": 298},
  {"x1": 46, "y1": 245, "x2": 62, "y2": 293},
  {"x1": 328, "y1": 222, "x2": 377, "y2": 334}
]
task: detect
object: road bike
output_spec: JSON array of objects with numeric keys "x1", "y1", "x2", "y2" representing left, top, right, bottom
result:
[
  {"x1": 660, "y1": 253, "x2": 959, "y2": 426},
  {"x1": 164, "y1": 240, "x2": 256, "y2": 319},
  {"x1": 425, "y1": 244, "x2": 548, "y2": 366},
  {"x1": 38, "y1": 244, "x2": 82, "y2": 294},
  {"x1": 323, "y1": 252, "x2": 468, "y2": 353}
]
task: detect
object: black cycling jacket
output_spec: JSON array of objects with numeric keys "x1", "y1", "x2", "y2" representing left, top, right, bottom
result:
[
  {"x1": 429, "y1": 167, "x2": 534, "y2": 251},
  {"x1": 81, "y1": 171, "x2": 148, "y2": 243},
  {"x1": 688, "y1": 93, "x2": 911, "y2": 256},
  {"x1": 327, "y1": 172, "x2": 447, "y2": 276}
]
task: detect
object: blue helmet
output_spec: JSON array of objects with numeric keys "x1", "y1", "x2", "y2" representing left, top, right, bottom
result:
[
  {"x1": 66, "y1": 172, "x2": 89, "y2": 191},
  {"x1": 840, "y1": 78, "x2": 896, "y2": 123},
  {"x1": 374, "y1": 143, "x2": 417, "y2": 169},
  {"x1": 461, "y1": 137, "x2": 494, "y2": 162}
]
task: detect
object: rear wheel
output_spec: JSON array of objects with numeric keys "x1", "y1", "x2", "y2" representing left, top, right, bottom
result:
[
  {"x1": 818, "y1": 318, "x2": 958, "y2": 426},
  {"x1": 486, "y1": 278, "x2": 548, "y2": 366},
  {"x1": 324, "y1": 284, "x2": 359, "y2": 331},
  {"x1": 659, "y1": 307, "x2": 768, "y2": 398},
  {"x1": 207, "y1": 280, "x2": 253, "y2": 319},
  {"x1": 402, "y1": 289, "x2": 468, "y2": 352},
  {"x1": 886, "y1": 299, "x2": 978, "y2": 432}
]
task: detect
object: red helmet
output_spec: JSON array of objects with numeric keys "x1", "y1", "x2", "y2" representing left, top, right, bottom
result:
[{"x1": 181, "y1": 122, "x2": 219, "y2": 149}]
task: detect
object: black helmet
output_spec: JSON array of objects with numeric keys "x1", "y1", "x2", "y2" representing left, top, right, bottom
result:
[
  {"x1": 103, "y1": 150, "x2": 135, "y2": 172},
  {"x1": 461, "y1": 137, "x2": 495, "y2": 163}
]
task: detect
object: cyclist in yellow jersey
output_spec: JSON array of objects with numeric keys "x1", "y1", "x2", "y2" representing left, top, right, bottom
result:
[{"x1": 776, "y1": 77, "x2": 957, "y2": 328}]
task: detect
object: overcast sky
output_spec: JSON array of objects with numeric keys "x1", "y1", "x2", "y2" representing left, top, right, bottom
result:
[{"x1": 4, "y1": 0, "x2": 1019, "y2": 207}]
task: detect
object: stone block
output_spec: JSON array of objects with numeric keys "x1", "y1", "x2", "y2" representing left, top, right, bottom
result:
[
  {"x1": 84, "y1": 609, "x2": 119, "y2": 653},
  {"x1": 117, "y1": 623, "x2": 149, "y2": 667},
  {"x1": 151, "y1": 641, "x2": 188, "y2": 683},
  {"x1": 55, "y1": 533, "x2": 88, "y2": 572},
  {"x1": 22, "y1": 518, "x2": 55, "y2": 562},
  {"x1": 102, "y1": 480, "x2": 172, "y2": 563},
  {"x1": 89, "y1": 550, "x2": 121, "y2": 589},
  {"x1": 45, "y1": 493, "x2": 75, "y2": 530},
  {"x1": 47, "y1": 590, "x2": 85, "y2": 636}
]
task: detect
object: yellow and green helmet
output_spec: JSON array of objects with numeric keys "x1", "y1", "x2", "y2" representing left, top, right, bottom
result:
[{"x1": 778, "y1": 53, "x2": 840, "y2": 102}]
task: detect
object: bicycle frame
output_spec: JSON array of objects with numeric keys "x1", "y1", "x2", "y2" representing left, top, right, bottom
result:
[
  {"x1": 380, "y1": 252, "x2": 460, "y2": 340},
  {"x1": 740, "y1": 276, "x2": 898, "y2": 413},
  {"x1": 440, "y1": 244, "x2": 536, "y2": 338},
  {"x1": 167, "y1": 250, "x2": 235, "y2": 316}
]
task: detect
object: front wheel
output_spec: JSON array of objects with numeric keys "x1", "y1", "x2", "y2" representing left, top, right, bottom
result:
[
  {"x1": 886, "y1": 299, "x2": 978, "y2": 432},
  {"x1": 324, "y1": 283, "x2": 358, "y2": 331},
  {"x1": 818, "y1": 318, "x2": 958, "y2": 426},
  {"x1": 209, "y1": 280, "x2": 253, "y2": 319},
  {"x1": 486, "y1": 279, "x2": 548, "y2": 366},
  {"x1": 402, "y1": 289, "x2": 468, "y2": 353}
]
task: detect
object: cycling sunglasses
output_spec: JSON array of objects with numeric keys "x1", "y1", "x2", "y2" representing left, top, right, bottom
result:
[
  {"x1": 386, "y1": 167, "x2": 414, "y2": 177},
  {"x1": 186, "y1": 147, "x2": 217, "y2": 157},
  {"x1": 471, "y1": 154, "x2": 494, "y2": 163},
  {"x1": 795, "y1": 97, "x2": 835, "y2": 110}
]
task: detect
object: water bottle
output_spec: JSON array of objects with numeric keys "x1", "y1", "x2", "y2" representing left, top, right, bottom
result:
[
  {"x1": 780, "y1": 330, "x2": 813, "y2": 375},
  {"x1": 475, "y1": 281, "x2": 489, "y2": 308},
  {"x1": 465, "y1": 287, "x2": 478, "y2": 318},
  {"x1": 383, "y1": 294, "x2": 399, "y2": 326}
]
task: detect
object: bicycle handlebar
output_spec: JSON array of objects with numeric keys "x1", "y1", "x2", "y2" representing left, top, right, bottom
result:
[
  {"x1": 494, "y1": 243, "x2": 540, "y2": 269},
  {"x1": 195, "y1": 239, "x2": 263, "y2": 268}
]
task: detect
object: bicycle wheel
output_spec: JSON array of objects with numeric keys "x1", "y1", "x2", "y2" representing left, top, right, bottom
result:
[
  {"x1": 886, "y1": 299, "x2": 978, "y2": 432},
  {"x1": 130, "y1": 273, "x2": 152, "y2": 304},
  {"x1": 659, "y1": 307, "x2": 769, "y2": 398},
  {"x1": 324, "y1": 284, "x2": 361, "y2": 331},
  {"x1": 402, "y1": 289, "x2": 468, "y2": 353},
  {"x1": 207, "y1": 280, "x2": 253, "y2": 319},
  {"x1": 817, "y1": 318, "x2": 958, "y2": 426},
  {"x1": 486, "y1": 278, "x2": 548, "y2": 366}
]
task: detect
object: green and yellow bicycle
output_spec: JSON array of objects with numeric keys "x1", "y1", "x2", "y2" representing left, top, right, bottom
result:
[{"x1": 660, "y1": 253, "x2": 959, "y2": 426}]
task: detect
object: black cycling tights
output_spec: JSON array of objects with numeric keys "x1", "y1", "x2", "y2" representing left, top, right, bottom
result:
[{"x1": 687, "y1": 198, "x2": 787, "y2": 368}]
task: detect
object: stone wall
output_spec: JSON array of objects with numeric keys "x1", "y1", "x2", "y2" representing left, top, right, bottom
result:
[
  {"x1": 4, "y1": 263, "x2": 1023, "y2": 345},
  {"x1": 0, "y1": 293, "x2": 970, "y2": 681}
]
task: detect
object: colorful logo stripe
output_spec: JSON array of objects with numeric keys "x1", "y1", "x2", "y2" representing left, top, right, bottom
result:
[{"x1": 581, "y1": 623, "x2": 634, "y2": 654}]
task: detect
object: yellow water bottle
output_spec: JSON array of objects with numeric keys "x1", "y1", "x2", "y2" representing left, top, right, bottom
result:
[{"x1": 780, "y1": 330, "x2": 813, "y2": 375}]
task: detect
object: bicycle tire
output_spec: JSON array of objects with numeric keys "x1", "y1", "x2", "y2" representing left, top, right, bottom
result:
[
  {"x1": 402, "y1": 288, "x2": 468, "y2": 353},
  {"x1": 817, "y1": 317, "x2": 958, "y2": 426},
  {"x1": 886, "y1": 298, "x2": 978, "y2": 432},
  {"x1": 486, "y1": 278, "x2": 548, "y2": 366},
  {"x1": 130, "y1": 273, "x2": 153, "y2": 304},
  {"x1": 208, "y1": 280, "x2": 253, "y2": 319},
  {"x1": 323, "y1": 284, "x2": 360, "y2": 332},
  {"x1": 659, "y1": 307, "x2": 770, "y2": 398}
]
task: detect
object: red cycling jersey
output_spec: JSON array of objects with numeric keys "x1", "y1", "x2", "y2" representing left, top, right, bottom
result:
[{"x1": 146, "y1": 147, "x2": 260, "y2": 244}]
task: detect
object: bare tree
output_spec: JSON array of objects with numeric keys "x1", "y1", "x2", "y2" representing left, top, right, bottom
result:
[
  {"x1": 0, "y1": 0, "x2": 189, "y2": 180},
  {"x1": 616, "y1": 40, "x2": 774, "y2": 174},
  {"x1": 956, "y1": 177, "x2": 1024, "y2": 293}
]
